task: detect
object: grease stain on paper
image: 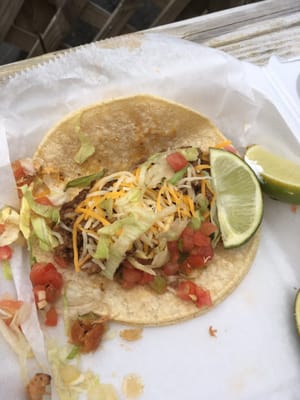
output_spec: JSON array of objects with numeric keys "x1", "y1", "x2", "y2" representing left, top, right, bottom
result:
[{"x1": 122, "y1": 373, "x2": 144, "y2": 399}]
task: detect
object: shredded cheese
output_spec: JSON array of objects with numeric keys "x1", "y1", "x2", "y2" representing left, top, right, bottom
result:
[
  {"x1": 69, "y1": 149, "x2": 216, "y2": 273},
  {"x1": 214, "y1": 139, "x2": 232, "y2": 149},
  {"x1": 195, "y1": 164, "x2": 210, "y2": 171}
]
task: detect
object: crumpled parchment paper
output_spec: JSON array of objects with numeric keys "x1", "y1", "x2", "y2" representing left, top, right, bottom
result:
[{"x1": 0, "y1": 33, "x2": 299, "y2": 400}]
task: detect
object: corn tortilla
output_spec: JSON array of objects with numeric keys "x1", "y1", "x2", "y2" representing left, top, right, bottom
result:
[{"x1": 33, "y1": 94, "x2": 259, "y2": 326}]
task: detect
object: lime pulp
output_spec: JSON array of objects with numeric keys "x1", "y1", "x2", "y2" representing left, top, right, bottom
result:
[{"x1": 210, "y1": 148, "x2": 263, "y2": 248}]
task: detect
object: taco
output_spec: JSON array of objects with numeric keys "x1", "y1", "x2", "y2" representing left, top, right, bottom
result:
[{"x1": 18, "y1": 95, "x2": 260, "y2": 328}]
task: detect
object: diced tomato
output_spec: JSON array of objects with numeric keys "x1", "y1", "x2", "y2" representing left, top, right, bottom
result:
[
  {"x1": 176, "y1": 280, "x2": 212, "y2": 308},
  {"x1": 190, "y1": 243, "x2": 214, "y2": 258},
  {"x1": 163, "y1": 262, "x2": 180, "y2": 276},
  {"x1": 33, "y1": 283, "x2": 59, "y2": 306},
  {"x1": 177, "y1": 280, "x2": 194, "y2": 301},
  {"x1": 0, "y1": 245, "x2": 13, "y2": 261},
  {"x1": 179, "y1": 259, "x2": 193, "y2": 275},
  {"x1": 195, "y1": 287, "x2": 212, "y2": 307},
  {"x1": 30, "y1": 262, "x2": 63, "y2": 290},
  {"x1": 139, "y1": 272, "x2": 154, "y2": 285},
  {"x1": 192, "y1": 231, "x2": 211, "y2": 247},
  {"x1": 45, "y1": 307, "x2": 58, "y2": 326},
  {"x1": 45, "y1": 283, "x2": 60, "y2": 303},
  {"x1": 181, "y1": 226, "x2": 194, "y2": 252},
  {"x1": 200, "y1": 221, "x2": 217, "y2": 236},
  {"x1": 121, "y1": 262, "x2": 144, "y2": 289},
  {"x1": 223, "y1": 145, "x2": 237, "y2": 154},
  {"x1": 186, "y1": 254, "x2": 206, "y2": 268},
  {"x1": 167, "y1": 241, "x2": 180, "y2": 263},
  {"x1": 0, "y1": 224, "x2": 5, "y2": 235},
  {"x1": 166, "y1": 152, "x2": 188, "y2": 172},
  {"x1": 12, "y1": 160, "x2": 26, "y2": 180},
  {"x1": 35, "y1": 196, "x2": 53, "y2": 206},
  {"x1": 53, "y1": 255, "x2": 69, "y2": 269}
]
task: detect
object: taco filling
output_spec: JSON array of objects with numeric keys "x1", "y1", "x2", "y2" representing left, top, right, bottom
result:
[
  {"x1": 14, "y1": 95, "x2": 260, "y2": 328},
  {"x1": 52, "y1": 147, "x2": 218, "y2": 307}
]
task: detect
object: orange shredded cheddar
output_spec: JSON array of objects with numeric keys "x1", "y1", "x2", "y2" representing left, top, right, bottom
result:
[
  {"x1": 184, "y1": 195, "x2": 196, "y2": 217},
  {"x1": 78, "y1": 253, "x2": 92, "y2": 268},
  {"x1": 195, "y1": 164, "x2": 210, "y2": 171},
  {"x1": 134, "y1": 168, "x2": 140, "y2": 180},
  {"x1": 214, "y1": 139, "x2": 232, "y2": 149},
  {"x1": 156, "y1": 184, "x2": 165, "y2": 212},
  {"x1": 76, "y1": 207, "x2": 110, "y2": 226}
]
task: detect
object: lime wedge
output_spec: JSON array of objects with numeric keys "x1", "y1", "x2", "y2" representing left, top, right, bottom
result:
[
  {"x1": 210, "y1": 148, "x2": 263, "y2": 248},
  {"x1": 245, "y1": 145, "x2": 300, "y2": 204},
  {"x1": 295, "y1": 289, "x2": 300, "y2": 336}
]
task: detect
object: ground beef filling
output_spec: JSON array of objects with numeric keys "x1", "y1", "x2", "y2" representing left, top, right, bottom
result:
[{"x1": 53, "y1": 188, "x2": 89, "y2": 264}]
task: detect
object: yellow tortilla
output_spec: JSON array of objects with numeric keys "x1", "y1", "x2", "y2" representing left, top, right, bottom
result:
[{"x1": 34, "y1": 94, "x2": 259, "y2": 326}]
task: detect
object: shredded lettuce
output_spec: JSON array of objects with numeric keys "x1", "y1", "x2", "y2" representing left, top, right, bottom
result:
[
  {"x1": 31, "y1": 216, "x2": 58, "y2": 251},
  {"x1": 143, "y1": 155, "x2": 174, "y2": 187},
  {"x1": 0, "y1": 206, "x2": 20, "y2": 246},
  {"x1": 74, "y1": 126, "x2": 95, "y2": 165},
  {"x1": 20, "y1": 196, "x2": 31, "y2": 240},
  {"x1": 99, "y1": 199, "x2": 113, "y2": 219},
  {"x1": 22, "y1": 185, "x2": 60, "y2": 222},
  {"x1": 94, "y1": 236, "x2": 110, "y2": 260},
  {"x1": 127, "y1": 256, "x2": 156, "y2": 275},
  {"x1": 100, "y1": 208, "x2": 157, "y2": 280},
  {"x1": 115, "y1": 187, "x2": 142, "y2": 209}
]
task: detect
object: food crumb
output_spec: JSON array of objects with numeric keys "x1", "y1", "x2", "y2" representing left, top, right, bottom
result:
[
  {"x1": 209, "y1": 325, "x2": 217, "y2": 337},
  {"x1": 122, "y1": 373, "x2": 144, "y2": 399},
  {"x1": 120, "y1": 328, "x2": 143, "y2": 342}
]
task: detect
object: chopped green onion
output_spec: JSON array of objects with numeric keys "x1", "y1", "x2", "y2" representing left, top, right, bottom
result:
[
  {"x1": 149, "y1": 275, "x2": 167, "y2": 294},
  {"x1": 66, "y1": 345, "x2": 80, "y2": 360},
  {"x1": 190, "y1": 211, "x2": 202, "y2": 230},
  {"x1": 65, "y1": 169, "x2": 106, "y2": 189},
  {"x1": 168, "y1": 166, "x2": 188, "y2": 185},
  {"x1": 179, "y1": 148, "x2": 199, "y2": 161}
]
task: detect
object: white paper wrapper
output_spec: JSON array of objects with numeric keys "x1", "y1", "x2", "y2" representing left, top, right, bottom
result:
[{"x1": 0, "y1": 33, "x2": 300, "y2": 399}]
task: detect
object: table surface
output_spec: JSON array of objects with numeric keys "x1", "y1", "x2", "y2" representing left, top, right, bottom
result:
[{"x1": 1, "y1": 0, "x2": 300, "y2": 79}]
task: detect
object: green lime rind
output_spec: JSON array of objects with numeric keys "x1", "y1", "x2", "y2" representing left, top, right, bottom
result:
[
  {"x1": 210, "y1": 148, "x2": 263, "y2": 249},
  {"x1": 295, "y1": 289, "x2": 300, "y2": 336},
  {"x1": 260, "y1": 176, "x2": 300, "y2": 205},
  {"x1": 245, "y1": 145, "x2": 300, "y2": 205}
]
